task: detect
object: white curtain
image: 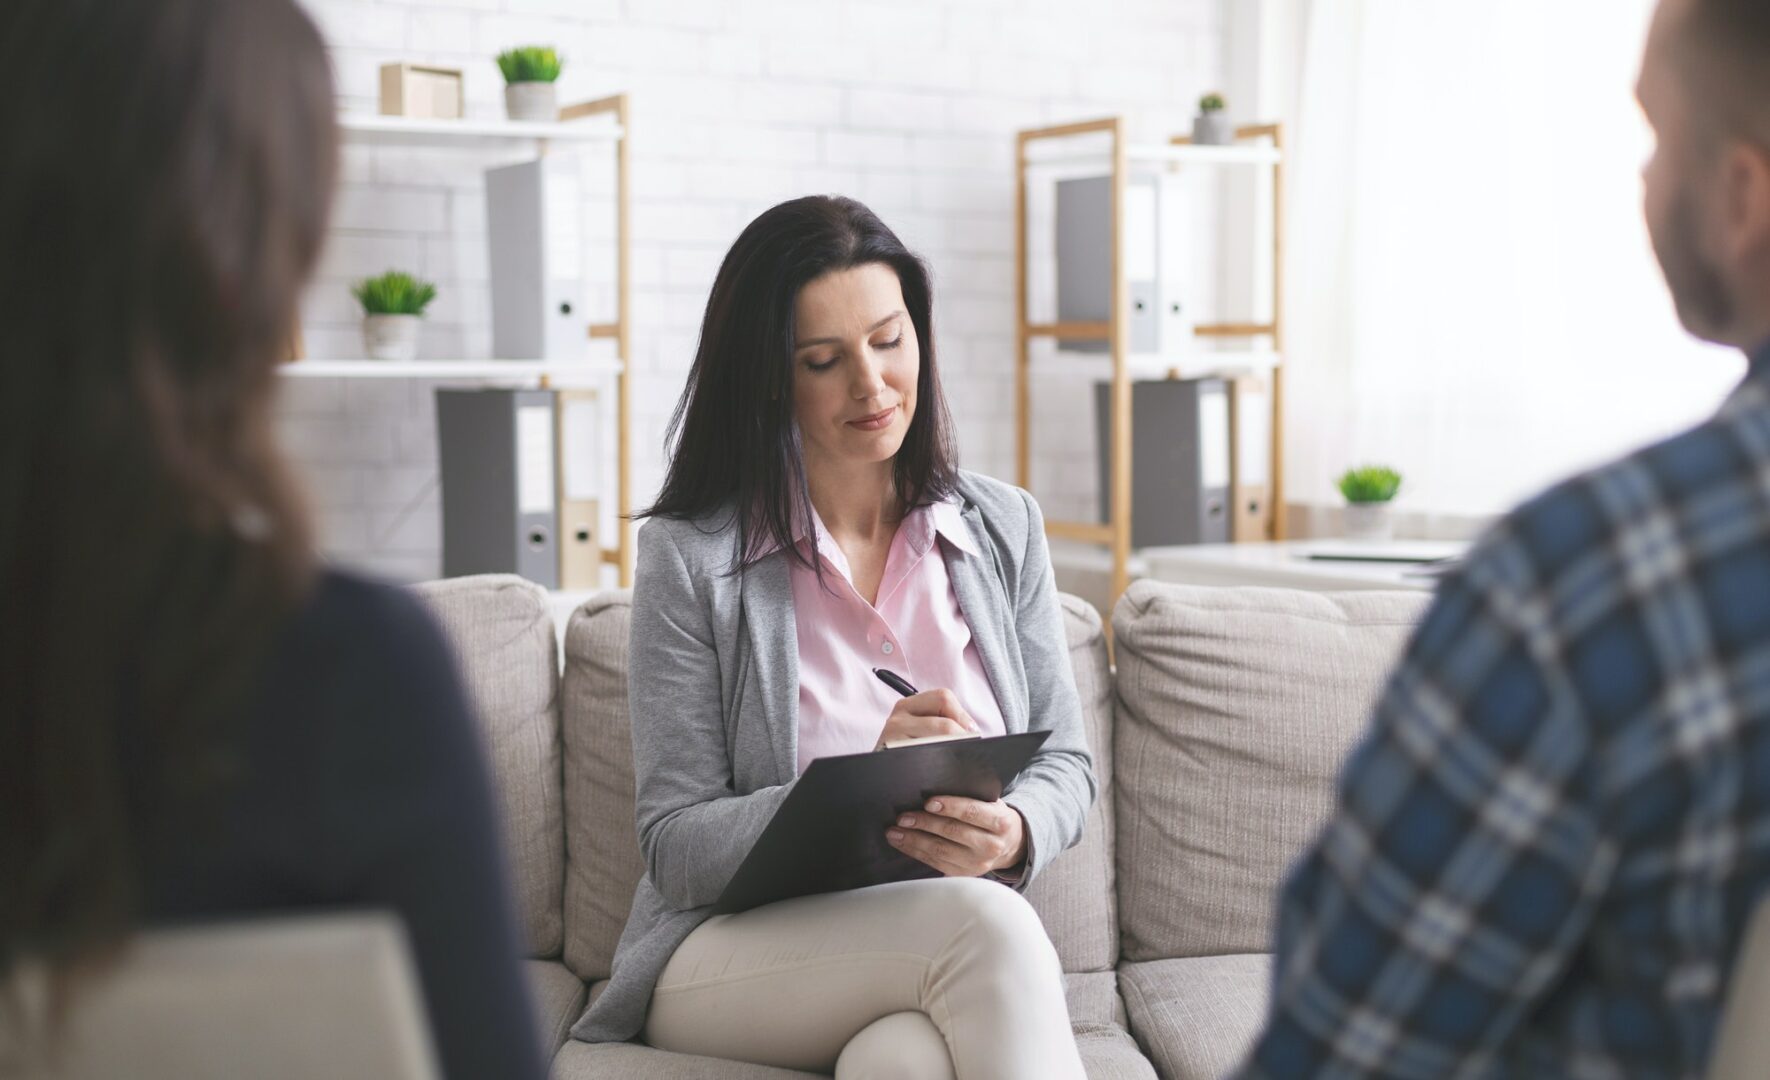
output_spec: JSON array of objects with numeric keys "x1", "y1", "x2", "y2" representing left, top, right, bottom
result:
[{"x1": 1285, "y1": 0, "x2": 1746, "y2": 520}]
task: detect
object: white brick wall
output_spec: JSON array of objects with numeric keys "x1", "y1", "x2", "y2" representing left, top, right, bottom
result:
[{"x1": 284, "y1": 0, "x2": 1229, "y2": 582}]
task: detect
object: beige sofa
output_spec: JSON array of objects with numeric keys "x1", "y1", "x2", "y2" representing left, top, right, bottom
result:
[{"x1": 413, "y1": 575, "x2": 1429, "y2": 1080}]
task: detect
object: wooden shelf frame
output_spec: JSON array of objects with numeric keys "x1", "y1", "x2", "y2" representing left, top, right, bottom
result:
[
  {"x1": 557, "y1": 94, "x2": 635, "y2": 586},
  {"x1": 1015, "y1": 118, "x2": 1287, "y2": 608}
]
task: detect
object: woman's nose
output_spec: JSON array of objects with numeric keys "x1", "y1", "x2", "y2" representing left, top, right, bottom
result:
[{"x1": 851, "y1": 350, "x2": 888, "y2": 398}]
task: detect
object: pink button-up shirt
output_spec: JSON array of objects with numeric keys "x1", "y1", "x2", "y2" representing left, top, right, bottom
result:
[{"x1": 784, "y1": 499, "x2": 1007, "y2": 773}]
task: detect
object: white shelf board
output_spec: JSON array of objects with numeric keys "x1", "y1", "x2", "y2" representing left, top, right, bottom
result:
[
  {"x1": 280, "y1": 359, "x2": 623, "y2": 381},
  {"x1": 1027, "y1": 143, "x2": 1280, "y2": 169},
  {"x1": 338, "y1": 113, "x2": 623, "y2": 146},
  {"x1": 1043, "y1": 348, "x2": 1281, "y2": 380}
]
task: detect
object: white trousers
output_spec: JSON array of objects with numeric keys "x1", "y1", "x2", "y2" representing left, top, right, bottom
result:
[{"x1": 643, "y1": 877, "x2": 1087, "y2": 1080}]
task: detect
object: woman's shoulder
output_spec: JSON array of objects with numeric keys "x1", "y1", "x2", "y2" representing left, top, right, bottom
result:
[
  {"x1": 953, "y1": 470, "x2": 1039, "y2": 536},
  {"x1": 637, "y1": 504, "x2": 744, "y2": 574},
  {"x1": 269, "y1": 570, "x2": 460, "y2": 706},
  {"x1": 293, "y1": 569, "x2": 444, "y2": 648}
]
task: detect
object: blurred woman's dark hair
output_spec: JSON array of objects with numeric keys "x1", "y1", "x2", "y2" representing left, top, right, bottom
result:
[
  {"x1": 0, "y1": 0, "x2": 336, "y2": 993},
  {"x1": 641, "y1": 195, "x2": 959, "y2": 569}
]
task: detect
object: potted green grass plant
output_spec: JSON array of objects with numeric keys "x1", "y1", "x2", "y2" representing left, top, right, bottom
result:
[
  {"x1": 1194, "y1": 92, "x2": 1233, "y2": 146},
  {"x1": 497, "y1": 46, "x2": 563, "y2": 122},
  {"x1": 351, "y1": 271, "x2": 437, "y2": 361},
  {"x1": 1337, "y1": 465, "x2": 1403, "y2": 541}
]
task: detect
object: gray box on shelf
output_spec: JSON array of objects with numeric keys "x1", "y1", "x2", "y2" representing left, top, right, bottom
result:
[
  {"x1": 485, "y1": 157, "x2": 587, "y2": 361},
  {"x1": 1056, "y1": 174, "x2": 1195, "y2": 356},
  {"x1": 436, "y1": 388, "x2": 560, "y2": 588},
  {"x1": 1095, "y1": 378, "x2": 1231, "y2": 547}
]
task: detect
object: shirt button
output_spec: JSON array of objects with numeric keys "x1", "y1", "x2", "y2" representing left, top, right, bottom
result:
[{"x1": 881, "y1": 641, "x2": 895, "y2": 655}]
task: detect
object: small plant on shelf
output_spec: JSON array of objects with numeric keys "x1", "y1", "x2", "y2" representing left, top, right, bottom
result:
[
  {"x1": 1194, "y1": 91, "x2": 1233, "y2": 146},
  {"x1": 1337, "y1": 465, "x2": 1402, "y2": 504},
  {"x1": 1337, "y1": 465, "x2": 1402, "y2": 541},
  {"x1": 497, "y1": 46, "x2": 563, "y2": 122},
  {"x1": 351, "y1": 270, "x2": 436, "y2": 362}
]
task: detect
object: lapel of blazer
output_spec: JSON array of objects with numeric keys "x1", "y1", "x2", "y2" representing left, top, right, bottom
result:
[
  {"x1": 739, "y1": 550, "x2": 801, "y2": 786},
  {"x1": 942, "y1": 501, "x2": 1028, "y2": 734}
]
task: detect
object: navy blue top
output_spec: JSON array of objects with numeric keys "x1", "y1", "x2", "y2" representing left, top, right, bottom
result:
[
  {"x1": 138, "y1": 570, "x2": 545, "y2": 1080},
  {"x1": 1238, "y1": 343, "x2": 1770, "y2": 1078}
]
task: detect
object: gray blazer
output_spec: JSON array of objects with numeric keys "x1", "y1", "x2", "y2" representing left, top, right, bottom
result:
[{"x1": 571, "y1": 470, "x2": 1097, "y2": 1044}]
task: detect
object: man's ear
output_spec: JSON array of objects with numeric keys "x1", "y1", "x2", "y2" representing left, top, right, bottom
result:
[{"x1": 1722, "y1": 140, "x2": 1770, "y2": 267}]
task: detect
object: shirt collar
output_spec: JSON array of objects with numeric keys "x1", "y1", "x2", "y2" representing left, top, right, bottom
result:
[
  {"x1": 1720, "y1": 339, "x2": 1770, "y2": 420},
  {"x1": 749, "y1": 493, "x2": 980, "y2": 562},
  {"x1": 926, "y1": 497, "x2": 981, "y2": 558}
]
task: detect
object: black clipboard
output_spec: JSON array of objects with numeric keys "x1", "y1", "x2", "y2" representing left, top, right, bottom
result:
[{"x1": 711, "y1": 730, "x2": 1051, "y2": 915}]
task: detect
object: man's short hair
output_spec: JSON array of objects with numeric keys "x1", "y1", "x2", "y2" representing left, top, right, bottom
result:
[{"x1": 1683, "y1": 0, "x2": 1770, "y2": 138}]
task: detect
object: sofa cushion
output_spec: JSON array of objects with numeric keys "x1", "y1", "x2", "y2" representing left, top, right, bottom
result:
[
  {"x1": 1025, "y1": 594, "x2": 1120, "y2": 974},
  {"x1": 1112, "y1": 583, "x2": 1427, "y2": 961},
  {"x1": 526, "y1": 958, "x2": 586, "y2": 1059},
  {"x1": 412, "y1": 574, "x2": 563, "y2": 958},
  {"x1": 569, "y1": 976, "x2": 1152, "y2": 1079},
  {"x1": 555, "y1": 1028, "x2": 1154, "y2": 1080},
  {"x1": 560, "y1": 591, "x2": 644, "y2": 984},
  {"x1": 1120, "y1": 954, "x2": 1270, "y2": 1080},
  {"x1": 1075, "y1": 1024, "x2": 1160, "y2": 1080},
  {"x1": 1065, "y1": 970, "x2": 1124, "y2": 1028},
  {"x1": 552, "y1": 1040, "x2": 821, "y2": 1079}
]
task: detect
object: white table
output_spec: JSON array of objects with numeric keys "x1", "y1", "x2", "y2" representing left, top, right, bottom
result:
[{"x1": 1142, "y1": 540, "x2": 1467, "y2": 593}]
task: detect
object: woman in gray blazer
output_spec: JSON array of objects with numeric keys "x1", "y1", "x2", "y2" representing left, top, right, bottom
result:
[{"x1": 572, "y1": 196, "x2": 1095, "y2": 1079}]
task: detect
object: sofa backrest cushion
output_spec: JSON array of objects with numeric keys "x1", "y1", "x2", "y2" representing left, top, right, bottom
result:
[
  {"x1": 1024, "y1": 594, "x2": 1119, "y2": 973},
  {"x1": 559, "y1": 592, "x2": 642, "y2": 984},
  {"x1": 1112, "y1": 582, "x2": 1428, "y2": 962},
  {"x1": 412, "y1": 575, "x2": 563, "y2": 960},
  {"x1": 556, "y1": 590, "x2": 1119, "y2": 980}
]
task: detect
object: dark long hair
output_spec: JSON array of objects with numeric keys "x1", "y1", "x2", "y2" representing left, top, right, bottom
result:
[
  {"x1": 0, "y1": 0, "x2": 335, "y2": 995},
  {"x1": 641, "y1": 196, "x2": 960, "y2": 569}
]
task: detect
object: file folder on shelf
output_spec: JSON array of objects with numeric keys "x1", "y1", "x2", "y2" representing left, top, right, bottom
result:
[
  {"x1": 1094, "y1": 378, "x2": 1231, "y2": 547},
  {"x1": 436, "y1": 388, "x2": 559, "y2": 588}
]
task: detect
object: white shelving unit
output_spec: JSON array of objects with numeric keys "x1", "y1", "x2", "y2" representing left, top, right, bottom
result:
[
  {"x1": 293, "y1": 96, "x2": 635, "y2": 587},
  {"x1": 1015, "y1": 117, "x2": 1287, "y2": 610}
]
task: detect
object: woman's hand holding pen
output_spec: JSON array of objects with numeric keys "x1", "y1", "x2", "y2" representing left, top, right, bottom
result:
[
  {"x1": 871, "y1": 673, "x2": 1028, "y2": 878},
  {"x1": 873, "y1": 688, "x2": 977, "y2": 750}
]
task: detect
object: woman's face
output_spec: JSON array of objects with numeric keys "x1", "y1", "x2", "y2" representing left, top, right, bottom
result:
[{"x1": 791, "y1": 262, "x2": 919, "y2": 477}]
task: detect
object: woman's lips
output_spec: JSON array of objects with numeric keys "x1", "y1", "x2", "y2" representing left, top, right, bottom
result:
[{"x1": 847, "y1": 406, "x2": 896, "y2": 431}]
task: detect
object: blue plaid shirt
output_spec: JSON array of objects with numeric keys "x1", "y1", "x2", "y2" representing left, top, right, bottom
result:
[{"x1": 1236, "y1": 345, "x2": 1770, "y2": 1079}]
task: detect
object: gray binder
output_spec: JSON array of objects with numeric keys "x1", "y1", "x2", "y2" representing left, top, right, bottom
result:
[
  {"x1": 1056, "y1": 174, "x2": 1192, "y2": 356},
  {"x1": 1094, "y1": 378, "x2": 1231, "y2": 547},
  {"x1": 436, "y1": 388, "x2": 559, "y2": 587}
]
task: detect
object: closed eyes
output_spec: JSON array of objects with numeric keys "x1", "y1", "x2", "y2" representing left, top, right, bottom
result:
[{"x1": 805, "y1": 336, "x2": 903, "y2": 372}]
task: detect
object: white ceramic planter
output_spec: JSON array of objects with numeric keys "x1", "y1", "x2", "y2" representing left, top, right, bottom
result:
[
  {"x1": 1193, "y1": 112, "x2": 1235, "y2": 146},
  {"x1": 504, "y1": 82, "x2": 558, "y2": 123},
  {"x1": 363, "y1": 314, "x2": 420, "y2": 361},
  {"x1": 1343, "y1": 502, "x2": 1395, "y2": 543}
]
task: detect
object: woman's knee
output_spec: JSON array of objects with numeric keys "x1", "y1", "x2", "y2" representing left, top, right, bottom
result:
[
  {"x1": 926, "y1": 877, "x2": 1058, "y2": 966},
  {"x1": 834, "y1": 1012, "x2": 955, "y2": 1080}
]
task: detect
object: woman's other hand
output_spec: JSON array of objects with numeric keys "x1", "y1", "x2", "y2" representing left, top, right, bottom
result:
[{"x1": 886, "y1": 797, "x2": 1027, "y2": 878}]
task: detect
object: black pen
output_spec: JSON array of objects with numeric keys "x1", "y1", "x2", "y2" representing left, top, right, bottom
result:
[{"x1": 873, "y1": 667, "x2": 918, "y2": 697}]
